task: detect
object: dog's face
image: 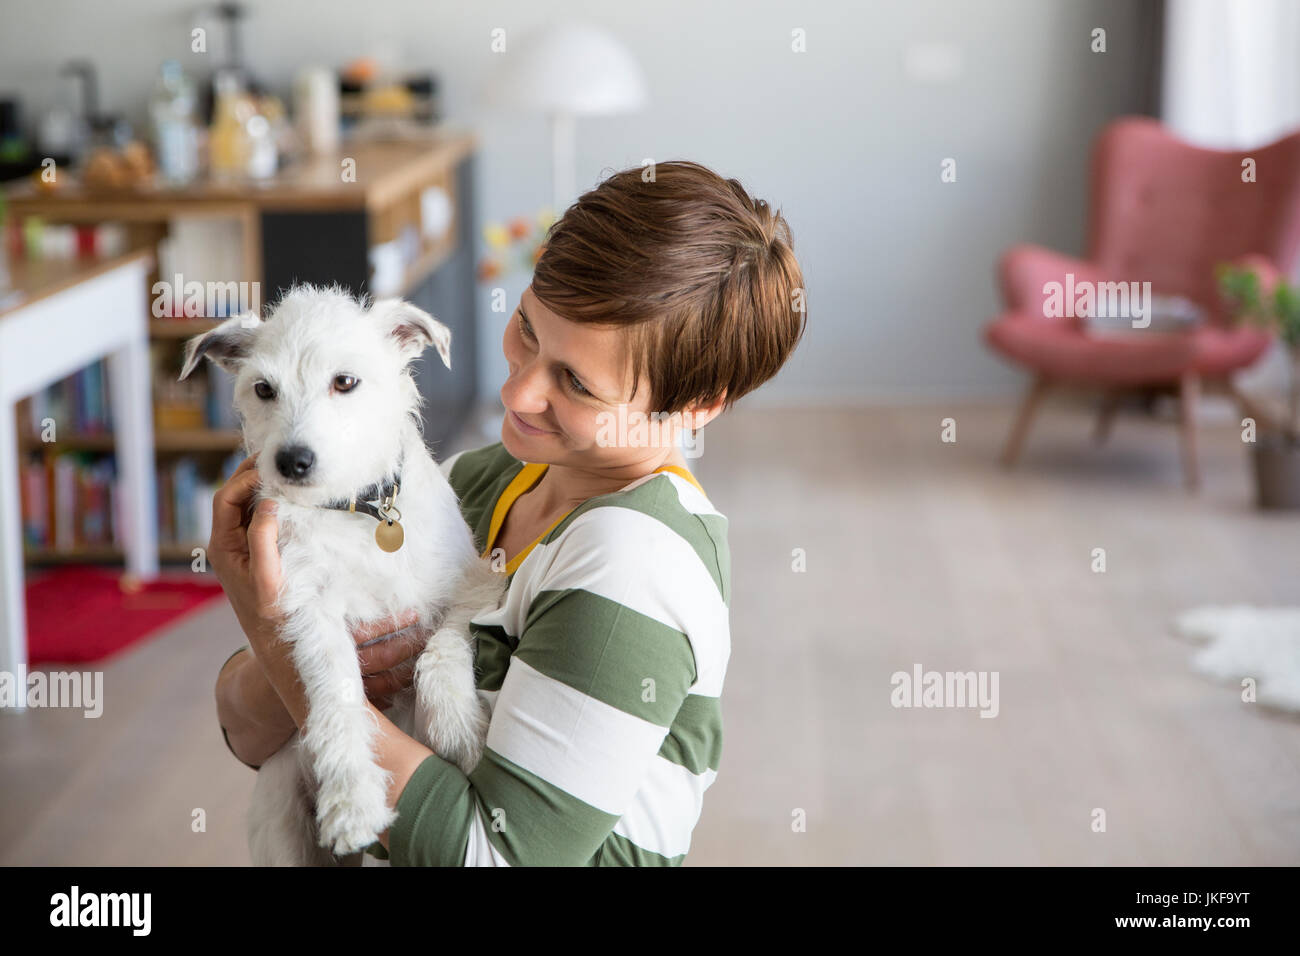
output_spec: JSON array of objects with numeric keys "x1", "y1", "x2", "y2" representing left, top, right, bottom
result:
[{"x1": 180, "y1": 286, "x2": 450, "y2": 506}]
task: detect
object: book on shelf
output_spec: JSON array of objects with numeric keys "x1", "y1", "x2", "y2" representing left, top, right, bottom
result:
[
  {"x1": 21, "y1": 452, "x2": 121, "y2": 551},
  {"x1": 151, "y1": 342, "x2": 242, "y2": 432},
  {"x1": 23, "y1": 359, "x2": 113, "y2": 438},
  {"x1": 21, "y1": 449, "x2": 246, "y2": 556},
  {"x1": 155, "y1": 451, "x2": 245, "y2": 547},
  {"x1": 14, "y1": 345, "x2": 243, "y2": 445}
]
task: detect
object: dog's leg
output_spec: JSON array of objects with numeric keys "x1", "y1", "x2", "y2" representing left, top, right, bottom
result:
[
  {"x1": 285, "y1": 608, "x2": 398, "y2": 856},
  {"x1": 414, "y1": 562, "x2": 502, "y2": 775},
  {"x1": 248, "y1": 737, "x2": 339, "y2": 866}
]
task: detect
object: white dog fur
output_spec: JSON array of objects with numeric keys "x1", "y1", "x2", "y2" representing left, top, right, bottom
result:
[{"x1": 181, "y1": 285, "x2": 503, "y2": 865}]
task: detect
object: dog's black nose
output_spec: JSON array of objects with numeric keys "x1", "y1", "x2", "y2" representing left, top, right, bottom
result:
[{"x1": 275, "y1": 445, "x2": 316, "y2": 480}]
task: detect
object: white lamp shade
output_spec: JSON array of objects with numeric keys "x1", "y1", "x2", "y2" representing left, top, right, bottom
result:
[{"x1": 484, "y1": 21, "x2": 649, "y2": 116}]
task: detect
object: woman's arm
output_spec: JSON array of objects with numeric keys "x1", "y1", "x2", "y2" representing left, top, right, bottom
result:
[
  {"x1": 379, "y1": 585, "x2": 700, "y2": 865},
  {"x1": 216, "y1": 647, "x2": 298, "y2": 768},
  {"x1": 381, "y1": 509, "x2": 711, "y2": 866}
]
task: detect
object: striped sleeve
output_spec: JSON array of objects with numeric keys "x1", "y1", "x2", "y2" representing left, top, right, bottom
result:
[{"x1": 388, "y1": 498, "x2": 707, "y2": 867}]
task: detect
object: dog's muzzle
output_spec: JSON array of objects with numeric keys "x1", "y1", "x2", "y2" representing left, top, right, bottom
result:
[{"x1": 276, "y1": 445, "x2": 317, "y2": 482}]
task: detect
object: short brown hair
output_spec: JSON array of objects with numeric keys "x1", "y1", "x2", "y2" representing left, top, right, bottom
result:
[{"x1": 531, "y1": 160, "x2": 807, "y2": 418}]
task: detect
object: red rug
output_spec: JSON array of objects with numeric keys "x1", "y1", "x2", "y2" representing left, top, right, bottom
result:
[{"x1": 25, "y1": 566, "x2": 226, "y2": 664}]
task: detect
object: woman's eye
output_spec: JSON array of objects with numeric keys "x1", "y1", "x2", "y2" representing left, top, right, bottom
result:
[
  {"x1": 333, "y1": 375, "x2": 360, "y2": 393},
  {"x1": 254, "y1": 381, "x2": 276, "y2": 401},
  {"x1": 517, "y1": 314, "x2": 584, "y2": 395}
]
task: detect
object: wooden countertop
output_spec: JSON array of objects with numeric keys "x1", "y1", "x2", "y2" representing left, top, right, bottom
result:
[
  {"x1": 4, "y1": 126, "x2": 476, "y2": 216},
  {"x1": 0, "y1": 248, "x2": 153, "y2": 319}
]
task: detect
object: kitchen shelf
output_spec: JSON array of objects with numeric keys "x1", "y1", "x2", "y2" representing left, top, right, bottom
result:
[
  {"x1": 7, "y1": 127, "x2": 477, "y2": 568},
  {"x1": 149, "y1": 318, "x2": 223, "y2": 338}
]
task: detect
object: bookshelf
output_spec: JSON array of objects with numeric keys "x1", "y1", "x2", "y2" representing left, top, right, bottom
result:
[{"x1": 6, "y1": 127, "x2": 479, "y2": 566}]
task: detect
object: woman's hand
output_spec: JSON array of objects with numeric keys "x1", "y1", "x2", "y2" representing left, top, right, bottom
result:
[
  {"x1": 210, "y1": 454, "x2": 428, "y2": 725},
  {"x1": 355, "y1": 611, "x2": 428, "y2": 710},
  {"x1": 209, "y1": 455, "x2": 285, "y2": 654},
  {"x1": 208, "y1": 454, "x2": 308, "y2": 725}
]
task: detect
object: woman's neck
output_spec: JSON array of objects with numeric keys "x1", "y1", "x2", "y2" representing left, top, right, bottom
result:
[{"x1": 527, "y1": 447, "x2": 690, "y2": 516}]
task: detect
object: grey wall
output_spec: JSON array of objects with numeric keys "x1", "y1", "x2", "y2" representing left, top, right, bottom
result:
[{"x1": 0, "y1": 0, "x2": 1155, "y2": 405}]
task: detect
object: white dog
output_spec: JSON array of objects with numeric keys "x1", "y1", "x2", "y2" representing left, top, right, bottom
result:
[{"x1": 181, "y1": 285, "x2": 503, "y2": 865}]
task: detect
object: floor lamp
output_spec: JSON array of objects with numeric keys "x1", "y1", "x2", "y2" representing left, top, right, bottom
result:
[{"x1": 483, "y1": 21, "x2": 649, "y2": 213}]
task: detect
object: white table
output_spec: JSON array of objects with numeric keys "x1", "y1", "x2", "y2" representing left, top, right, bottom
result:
[{"x1": 0, "y1": 250, "x2": 158, "y2": 710}]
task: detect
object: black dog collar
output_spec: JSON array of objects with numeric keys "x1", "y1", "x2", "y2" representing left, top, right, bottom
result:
[
  {"x1": 322, "y1": 472, "x2": 402, "y2": 522},
  {"x1": 315, "y1": 452, "x2": 407, "y2": 552}
]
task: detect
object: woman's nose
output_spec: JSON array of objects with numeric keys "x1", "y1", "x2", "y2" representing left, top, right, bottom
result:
[{"x1": 503, "y1": 357, "x2": 551, "y2": 409}]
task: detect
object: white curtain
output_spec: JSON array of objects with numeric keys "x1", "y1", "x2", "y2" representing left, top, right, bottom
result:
[
  {"x1": 1162, "y1": 0, "x2": 1300, "y2": 149},
  {"x1": 1162, "y1": 0, "x2": 1300, "y2": 391}
]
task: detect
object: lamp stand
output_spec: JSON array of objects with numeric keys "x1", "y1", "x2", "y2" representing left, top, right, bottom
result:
[{"x1": 549, "y1": 110, "x2": 575, "y2": 215}]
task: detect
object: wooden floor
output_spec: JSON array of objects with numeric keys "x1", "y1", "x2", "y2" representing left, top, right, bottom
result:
[{"x1": 3, "y1": 398, "x2": 1298, "y2": 865}]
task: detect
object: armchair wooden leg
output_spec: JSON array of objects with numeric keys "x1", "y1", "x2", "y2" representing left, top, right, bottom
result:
[
  {"x1": 1094, "y1": 389, "x2": 1124, "y2": 445},
  {"x1": 1001, "y1": 375, "x2": 1051, "y2": 468},
  {"x1": 1178, "y1": 371, "x2": 1201, "y2": 491}
]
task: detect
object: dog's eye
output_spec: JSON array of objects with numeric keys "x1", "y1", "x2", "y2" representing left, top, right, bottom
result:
[
  {"x1": 254, "y1": 381, "x2": 276, "y2": 401},
  {"x1": 333, "y1": 375, "x2": 360, "y2": 394}
]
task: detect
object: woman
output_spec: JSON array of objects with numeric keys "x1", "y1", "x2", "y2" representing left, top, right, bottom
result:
[{"x1": 212, "y1": 160, "x2": 807, "y2": 865}]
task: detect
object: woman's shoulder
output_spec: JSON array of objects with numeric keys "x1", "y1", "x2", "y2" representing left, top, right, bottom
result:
[
  {"x1": 543, "y1": 466, "x2": 731, "y2": 611},
  {"x1": 438, "y1": 440, "x2": 519, "y2": 489},
  {"x1": 512, "y1": 468, "x2": 733, "y2": 697},
  {"x1": 438, "y1": 441, "x2": 522, "y2": 541}
]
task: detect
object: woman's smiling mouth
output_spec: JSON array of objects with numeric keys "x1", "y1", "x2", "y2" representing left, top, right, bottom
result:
[{"x1": 508, "y1": 409, "x2": 553, "y2": 435}]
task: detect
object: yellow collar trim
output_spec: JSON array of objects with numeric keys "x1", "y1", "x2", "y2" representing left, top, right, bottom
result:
[{"x1": 482, "y1": 461, "x2": 707, "y2": 574}]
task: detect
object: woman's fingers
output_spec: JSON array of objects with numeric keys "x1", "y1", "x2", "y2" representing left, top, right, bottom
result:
[
  {"x1": 231, "y1": 453, "x2": 259, "y2": 478},
  {"x1": 352, "y1": 616, "x2": 397, "y2": 647},
  {"x1": 246, "y1": 499, "x2": 283, "y2": 609},
  {"x1": 352, "y1": 608, "x2": 423, "y2": 648},
  {"x1": 362, "y1": 658, "x2": 417, "y2": 700},
  {"x1": 211, "y1": 465, "x2": 262, "y2": 552},
  {"x1": 357, "y1": 624, "x2": 426, "y2": 675}
]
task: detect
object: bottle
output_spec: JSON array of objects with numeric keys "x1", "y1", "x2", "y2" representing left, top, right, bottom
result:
[
  {"x1": 150, "y1": 61, "x2": 199, "y2": 185},
  {"x1": 208, "y1": 71, "x2": 252, "y2": 182},
  {"x1": 246, "y1": 96, "x2": 281, "y2": 179},
  {"x1": 293, "y1": 68, "x2": 339, "y2": 157}
]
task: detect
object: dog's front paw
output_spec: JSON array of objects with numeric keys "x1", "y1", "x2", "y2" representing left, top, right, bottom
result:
[
  {"x1": 415, "y1": 629, "x2": 489, "y2": 775},
  {"x1": 315, "y1": 783, "x2": 397, "y2": 856},
  {"x1": 415, "y1": 690, "x2": 488, "y2": 776},
  {"x1": 435, "y1": 700, "x2": 489, "y2": 776}
]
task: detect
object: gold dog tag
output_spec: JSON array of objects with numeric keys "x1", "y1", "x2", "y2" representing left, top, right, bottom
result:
[{"x1": 375, "y1": 518, "x2": 404, "y2": 553}]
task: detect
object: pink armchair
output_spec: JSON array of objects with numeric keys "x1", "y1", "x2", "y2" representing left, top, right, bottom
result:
[{"x1": 984, "y1": 116, "x2": 1300, "y2": 489}]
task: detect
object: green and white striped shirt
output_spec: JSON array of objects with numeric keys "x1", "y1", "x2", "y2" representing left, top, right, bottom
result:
[
  {"x1": 219, "y1": 441, "x2": 730, "y2": 865},
  {"x1": 389, "y1": 441, "x2": 731, "y2": 866}
]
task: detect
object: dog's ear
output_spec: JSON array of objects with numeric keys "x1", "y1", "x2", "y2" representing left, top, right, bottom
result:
[
  {"x1": 179, "y1": 312, "x2": 261, "y2": 380},
  {"x1": 371, "y1": 298, "x2": 451, "y2": 370}
]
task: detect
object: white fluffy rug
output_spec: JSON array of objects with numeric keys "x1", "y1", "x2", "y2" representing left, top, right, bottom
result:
[{"x1": 1174, "y1": 606, "x2": 1300, "y2": 712}]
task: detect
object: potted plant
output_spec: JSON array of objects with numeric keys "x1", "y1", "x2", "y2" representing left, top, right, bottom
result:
[{"x1": 1217, "y1": 262, "x2": 1300, "y2": 508}]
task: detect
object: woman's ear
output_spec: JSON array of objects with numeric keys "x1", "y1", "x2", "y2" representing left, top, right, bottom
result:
[
  {"x1": 371, "y1": 298, "x2": 452, "y2": 369},
  {"x1": 684, "y1": 390, "x2": 728, "y2": 432},
  {"x1": 179, "y1": 312, "x2": 261, "y2": 380}
]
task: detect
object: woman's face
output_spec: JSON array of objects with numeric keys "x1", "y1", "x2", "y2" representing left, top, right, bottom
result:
[{"x1": 500, "y1": 284, "x2": 684, "y2": 470}]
